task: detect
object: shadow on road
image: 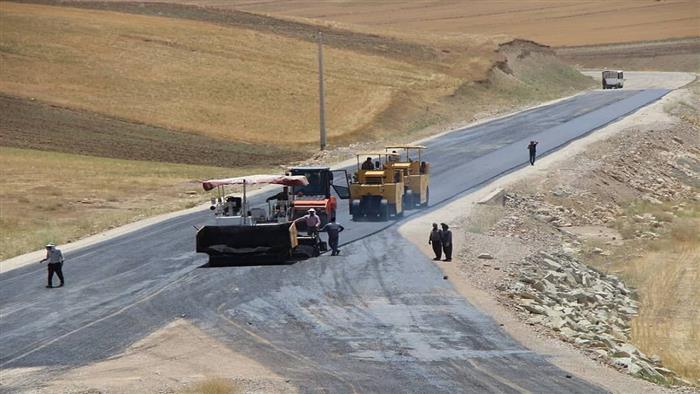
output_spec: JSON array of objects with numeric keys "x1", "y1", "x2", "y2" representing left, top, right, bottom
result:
[{"x1": 199, "y1": 256, "x2": 299, "y2": 268}]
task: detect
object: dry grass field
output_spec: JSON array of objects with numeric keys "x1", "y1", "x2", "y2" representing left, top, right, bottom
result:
[
  {"x1": 596, "y1": 200, "x2": 700, "y2": 383},
  {"x1": 629, "y1": 214, "x2": 700, "y2": 382},
  {"x1": 0, "y1": 147, "x2": 269, "y2": 260},
  {"x1": 0, "y1": 2, "x2": 496, "y2": 146},
  {"x1": 228, "y1": 0, "x2": 699, "y2": 47}
]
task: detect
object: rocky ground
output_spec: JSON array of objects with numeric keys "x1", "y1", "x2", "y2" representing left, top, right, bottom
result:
[{"x1": 452, "y1": 80, "x2": 699, "y2": 389}]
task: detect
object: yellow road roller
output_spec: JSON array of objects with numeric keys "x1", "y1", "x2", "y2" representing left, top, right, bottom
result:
[
  {"x1": 385, "y1": 145, "x2": 430, "y2": 209},
  {"x1": 349, "y1": 152, "x2": 404, "y2": 221}
]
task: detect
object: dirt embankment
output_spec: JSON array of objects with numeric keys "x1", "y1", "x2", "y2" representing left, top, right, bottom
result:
[
  {"x1": 448, "y1": 81, "x2": 699, "y2": 388},
  {"x1": 346, "y1": 38, "x2": 594, "y2": 146}
]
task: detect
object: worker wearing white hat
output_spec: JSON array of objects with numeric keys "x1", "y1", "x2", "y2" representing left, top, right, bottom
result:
[
  {"x1": 293, "y1": 208, "x2": 321, "y2": 236},
  {"x1": 40, "y1": 243, "x2": 65, "y2": 288}
]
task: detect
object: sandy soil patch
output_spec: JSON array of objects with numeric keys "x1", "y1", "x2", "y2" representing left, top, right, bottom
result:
[{"x1": 37, "y1": 319, "x2": 296, "y2": 394}]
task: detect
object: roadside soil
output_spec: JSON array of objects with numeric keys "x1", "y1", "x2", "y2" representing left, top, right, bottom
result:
[
  {"x1": 557, "y1": 38, "x2": 700, "y2": 74},
  {"x1": 400, "y1": 74, "x2": 698, "y2": 392},
  {"x1": 20, "y1": 319, "x2": 296, "y2": 393}
]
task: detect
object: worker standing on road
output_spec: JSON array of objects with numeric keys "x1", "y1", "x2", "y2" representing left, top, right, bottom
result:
[
  {"x1": 428, "y1": 223, "x2": 443, "y2": 261},
  {"x1": 294, "y1": 208, "x2": 321, "y2": 236},
  {"x1": 440, "y1": 223, "x2": 452, "y2": 262},
  {"x1": 361, "y1": 157, "x2": 375, "y2": 170},
  {"x1": 527, "y1": 141, "x2": 539, "y2": 165},
  {"x1": 40, "y1": 243, "x2": 64, "y2": 288},
  {"x1": 321, "y1": 217, "x2": 345, "y2": 256}
]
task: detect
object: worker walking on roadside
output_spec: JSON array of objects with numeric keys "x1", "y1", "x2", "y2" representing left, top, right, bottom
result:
[
  {"x1": 441, "y1": 223, "x2": 452, "y2": 262},
  {"x1": 361, "y1": 157, "x2": 375, "y2": 170},
  {"x1": 40, "y1": 243, "x2": 64, "y2": 288},
  {"x1": 428, "y1": 223, "x2": 443, "y2": 261},
  {"x1": 527, "y1": 141, "x2": 539, "y2": 165},
  {"x1": 321, "y1": 217, "x2": 345, "y2": 256},
  {"x1": 294, "y1": 208, "x2": 321, "y2": 236}
]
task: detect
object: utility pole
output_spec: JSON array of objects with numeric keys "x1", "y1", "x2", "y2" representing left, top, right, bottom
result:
[{"x1": 317, "y1": 31, "x2": 327, "y2": 150}]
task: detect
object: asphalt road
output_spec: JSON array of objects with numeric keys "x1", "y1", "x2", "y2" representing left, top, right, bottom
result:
[{"x1": 0, "y1": 88, "x2": 670, "y2": 392}]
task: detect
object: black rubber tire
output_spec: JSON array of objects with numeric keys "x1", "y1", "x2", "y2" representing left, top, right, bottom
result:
[
  {"x1": 403, "y1": 190, "x2": 414, "y2": 210},
  {"x1": 379, "y1": 200, "x2": 389, "y2": 221}
]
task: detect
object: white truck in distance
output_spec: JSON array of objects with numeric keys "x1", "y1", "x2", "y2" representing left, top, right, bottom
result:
[{"x1": 602, "y1": 70, "x2": 624, "y2": 89}]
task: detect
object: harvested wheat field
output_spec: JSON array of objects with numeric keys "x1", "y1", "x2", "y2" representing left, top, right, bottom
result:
[
  {"x1": 224, "y1": 0, "x2": 699, "y2": 46},
  {"x1": 0, "y1": 2, "x2": 494, "y2": 146}
]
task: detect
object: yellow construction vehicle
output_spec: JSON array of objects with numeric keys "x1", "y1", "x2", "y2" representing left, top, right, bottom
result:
[
  {"x1": 385, "y1": 145, "x2": 430, "y2": 209},
  {"x1": 349, "y1": 152, "x2": 404, "y2": 221}
]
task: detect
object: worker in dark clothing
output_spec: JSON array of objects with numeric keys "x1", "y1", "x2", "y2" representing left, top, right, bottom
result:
[
  {"x1": 266, "y1": 187, "x2": 289, "y2": 202},
  {"x1": 321, "y1": 217, "x2": 345, "y2": 256},
  {"x1": 428, "y1": 223, "x2": 443, "y2": 261},
  {"x1": 361, "y1": 157, "x2": 375, "y2": 170},
  {"x1": 441, "y1": 223, "x2": 452, "y2": 262},
  {"x1": 40, "y1": 243, "x2": 64, "y2": 288},
  {"x1": 527, "y1": 141, "x2": 539, "y2": 165}
]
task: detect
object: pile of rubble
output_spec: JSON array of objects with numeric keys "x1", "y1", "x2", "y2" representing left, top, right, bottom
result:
[
  {"x1": 498, "y1": 251, "x2": 688, "y2": 385},
  {"x1": 598, "y1": 135, "x2": 695, "y2": 205}
]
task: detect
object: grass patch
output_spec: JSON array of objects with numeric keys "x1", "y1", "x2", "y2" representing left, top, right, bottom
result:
[
  {"x1": 464, "y1": 205, "x2": 506, "y2": 234},
  {"x1": 182, "y1": 378, "x2": 242, "y2": 394},
  {"x1": 0, "y1": 147, "x2": 272, "y2": 260},
  {"x1": 586, "y1": 198, "x2": 700, "y2": 384}
]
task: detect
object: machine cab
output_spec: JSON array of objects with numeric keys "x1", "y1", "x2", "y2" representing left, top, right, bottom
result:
[{"x1": 289, "y1": 167, "x2": 333, "y2": 198}]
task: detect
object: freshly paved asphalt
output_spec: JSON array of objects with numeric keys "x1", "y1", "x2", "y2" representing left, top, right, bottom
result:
[{"x1": 0, "y1": 88, "x2": 669, "y2": 392}]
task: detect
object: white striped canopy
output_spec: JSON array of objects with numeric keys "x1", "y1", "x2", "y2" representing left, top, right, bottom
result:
[{"x1": 202, "y1": 175, "x2": 308, "y2": 191}]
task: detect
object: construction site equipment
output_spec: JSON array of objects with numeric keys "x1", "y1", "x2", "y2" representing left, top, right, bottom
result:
[
  {"x1": 196, "y1": 175, "x2": 327, "y2": 263},
  {"x1": 349, "y1": 152, "x2": 405, "y2": 221},
  {"x1": 287, "y1": 167, "x2": 345, "y2": 229},
  {"x1": 385, "y1": 145, "x2": 430, "y2": 209},
  {"x1": 602, "y1": 70, "x2": 624, "y2": 89}
]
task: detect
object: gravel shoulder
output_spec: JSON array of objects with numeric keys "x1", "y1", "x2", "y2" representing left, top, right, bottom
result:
[{"x1": 399, "y1": 72, "x2": 697, "y2": 393}]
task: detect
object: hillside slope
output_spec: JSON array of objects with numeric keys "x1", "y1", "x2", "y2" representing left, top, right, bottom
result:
[{"x1": 0, "y1": 1, "x2": 593, "y2": 260}]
